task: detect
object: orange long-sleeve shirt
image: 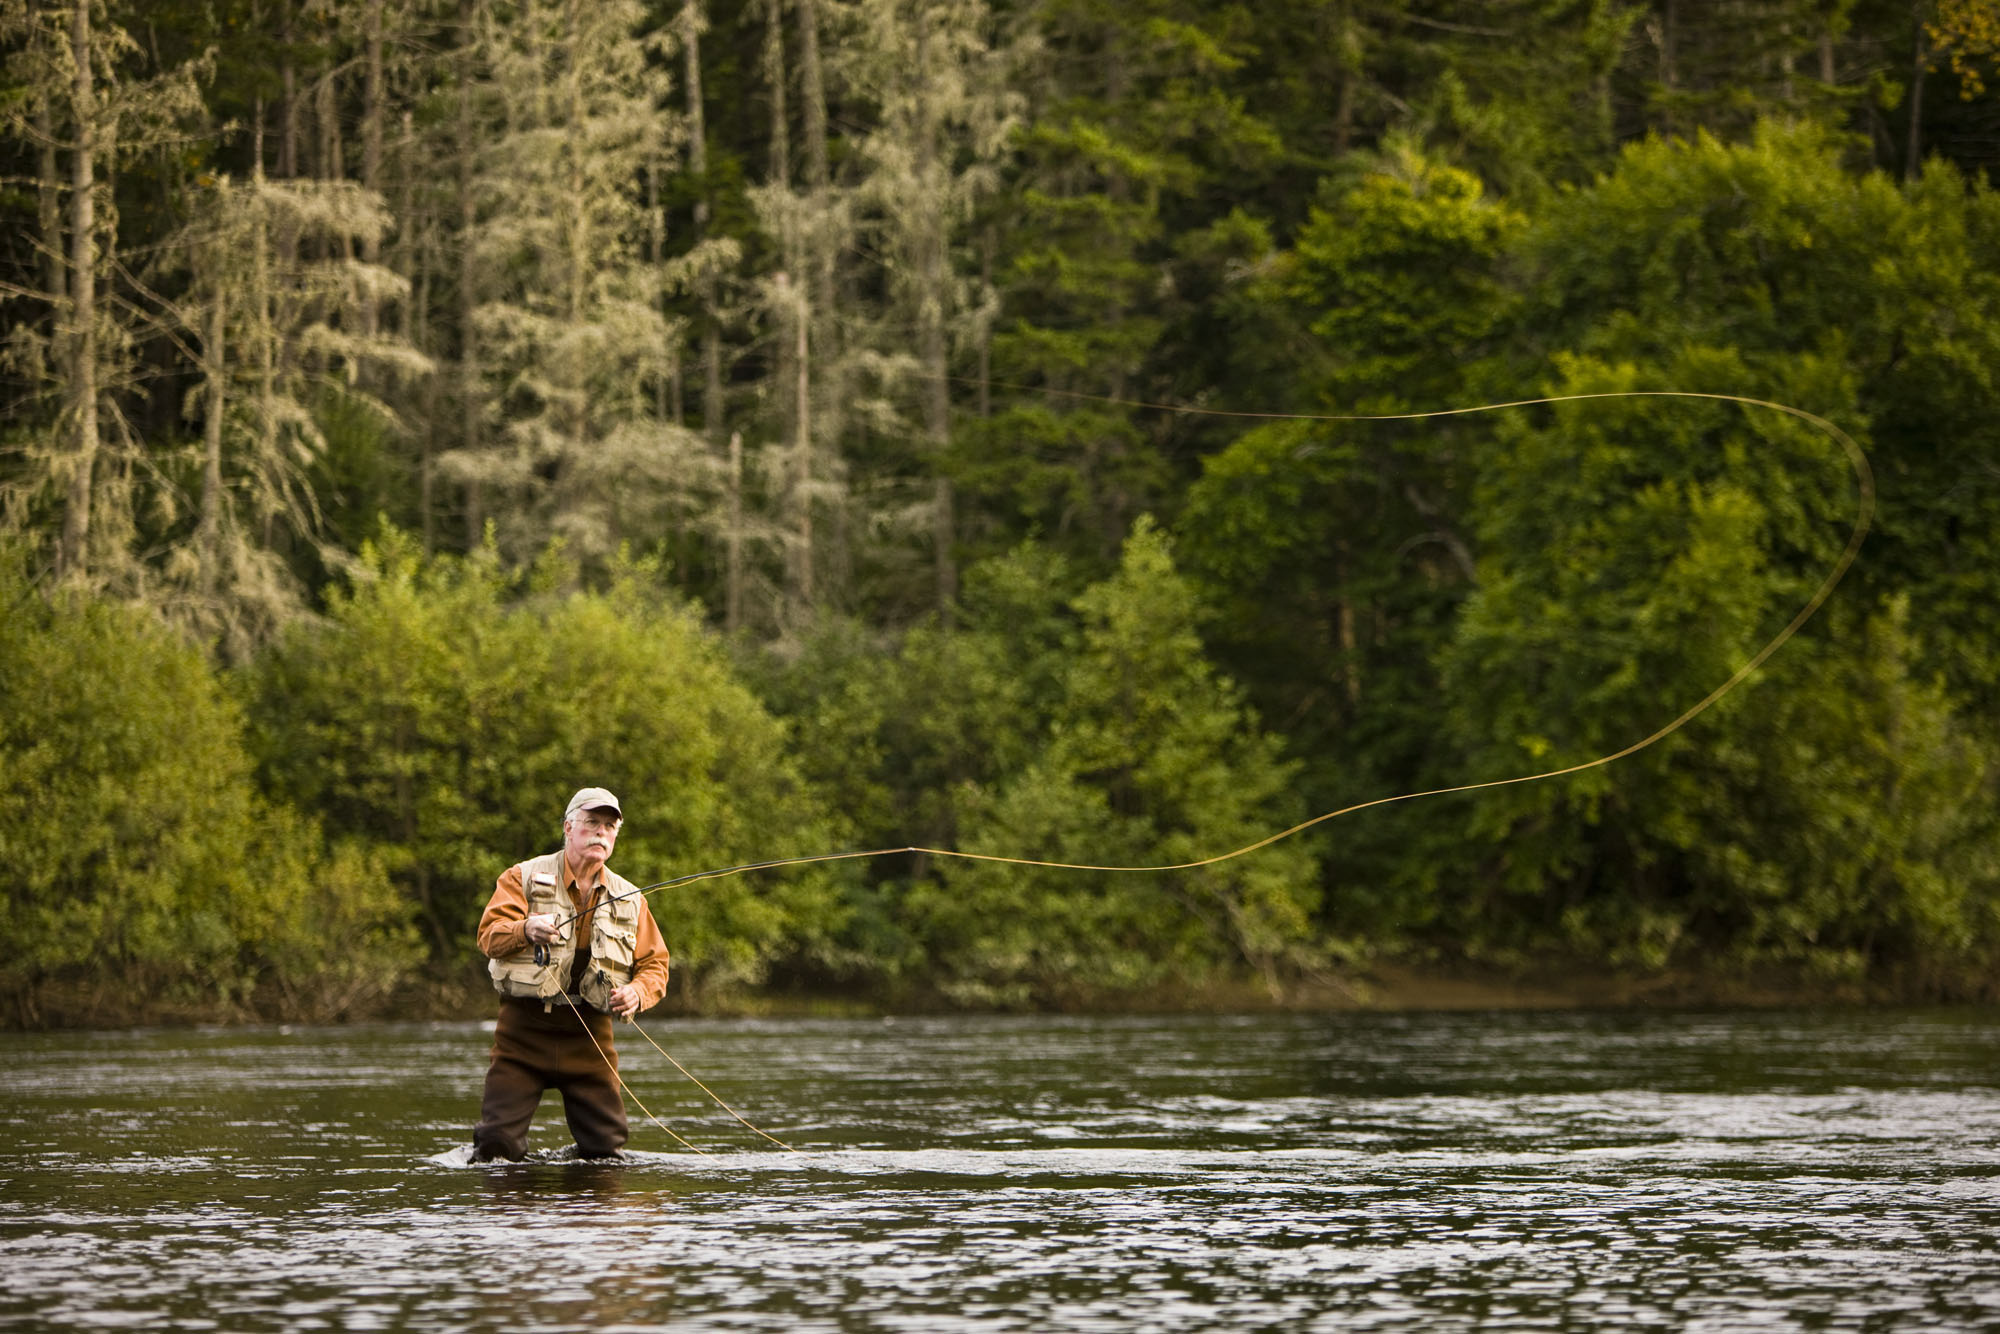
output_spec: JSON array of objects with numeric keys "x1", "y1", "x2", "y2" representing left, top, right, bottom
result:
[{"x1": 476, "y1": 856, "x2": 672, "y2": 1011}]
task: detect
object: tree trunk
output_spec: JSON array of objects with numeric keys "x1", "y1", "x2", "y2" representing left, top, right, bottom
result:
[
  {"x1": 765, "y1": 1, "x2": 805, "y2": 620},
  {"x1": 787, "y1": 271, "x2": 813, "y2": 610},
  {"x1": 764, "y1": 0, "x2": 789, "y2": 185},
  {"x1": 977, "y1": 226, "x2": 992, "y2": 421},
  {"x1": 459, "y1": 0, "x2": 484, "y2": 545},
  {"x1": 36, "y1": 96, "x2": 64, "y2": 331},
  {"x1": 360, "y1": 0, "x2": 384, "y2": 336},
  {"x1": 317, "y1": 70, "x2": 344, "y2": 202},
  {"x1": 252, "y1": 169, "x2": 279, "y2": 552},
  {"x1": 278, "y1": 0, "x2": 299, "y2": 179},
  {"x1": 400, "y1": 106, "x2": 435, "y2": 549},
  {"x1": 362, "y1": 1, "x2": 383, "y2": 228},
  {"x1": 685, "y1": 1, "x2": 736, "y2": 625},
  {"x1": 1333, "y1": 3, "x2": 1357, "y2": 154},
  {"x1": 1660, "y1": 0, "x2": 1678, "y2": 91},
  {"x1": 1335, "y1": 546, "x2": 1360, "y2": 707},
  {"x1": 797, "y1": 0, "x2": 845, "y2": 607},
  {"x1": 797, "y1": 0, "x2": 828, "y2": 193},
  {"x1": 393, "y1": 102, "x2": 416, "y2": 342},
  {"x1": 1906, "y1": 8, "x2": 1927, "y2": 181},
  {"x1": 646, "y1": 161, "x2": 676, "y2": 423},
  {"x1": 564, "y1": 0, "x2": 589, "y2": 464},
  {"x1": 913, "y1": 12, "x2": 956, "y2": 616},
  {"x1": 726, "y1": 430, "x2": 744, "y2": 631},
  {"x1": 58, "y1": 0, "x2": 100, "y2": 584},
  {"x1": 683, "y1": 1, "x2": 725, "y2": 449},
  {"x1": 198, "y1": 279, "x2": 228, "y2": 598},
  {"x1": 796, "y1": 0, "x2": 833, "y2": 321}
]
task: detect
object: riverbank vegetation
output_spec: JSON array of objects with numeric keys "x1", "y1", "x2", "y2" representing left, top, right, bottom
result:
[{"x1": 5, "y1": 0, "x2": 2000, "y2": 1027}]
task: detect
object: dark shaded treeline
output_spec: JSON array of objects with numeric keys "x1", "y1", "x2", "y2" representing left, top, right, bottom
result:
[{"x1": 3, "y1": 0, "x2": 1998, "y2": 1025}]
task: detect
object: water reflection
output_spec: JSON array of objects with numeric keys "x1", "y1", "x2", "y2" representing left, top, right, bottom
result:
[{"x1": 1, "y1": 1009, "x2": 1998, "y2": 1331}]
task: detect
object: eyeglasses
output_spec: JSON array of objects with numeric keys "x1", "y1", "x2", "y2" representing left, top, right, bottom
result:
[{"x1": 572, "y1": 812, "x2": 623, "y2": 833}]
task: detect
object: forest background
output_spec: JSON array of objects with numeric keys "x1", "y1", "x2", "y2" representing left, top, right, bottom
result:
[{"x1": 5, "y1": 0, "x2": 2000, "y2": 1027}]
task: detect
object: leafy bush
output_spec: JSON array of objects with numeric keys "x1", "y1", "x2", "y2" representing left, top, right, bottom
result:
[
  {"x1": 244, "y1": 530, "x2": 847, "y2": 1003},
  {"x1": 0, "y1": 551, "x2": 416, "y2": 1022}
]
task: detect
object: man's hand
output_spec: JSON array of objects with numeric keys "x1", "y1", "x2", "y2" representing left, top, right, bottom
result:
[
  {"x1": 524, "y1": 913, "x2": 558, "y2": 945},
  {"x1": 607, "y1": 984, "x2": 642, "y2": 1019}
]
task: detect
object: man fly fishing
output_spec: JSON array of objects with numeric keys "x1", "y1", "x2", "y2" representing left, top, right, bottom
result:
[{"x1": 467, "y1": 787, "x2": 670, "y2": 1161}]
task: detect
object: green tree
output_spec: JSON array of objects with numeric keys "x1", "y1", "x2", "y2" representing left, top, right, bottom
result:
[
  {"x1": 163, "y1": 168, "x2": 431, "y2": 657},
  {"x1": 1415, "y1": 0, "x2": 1634, "y2": 193},
  {"x1": 0, "y1": 549, "x2": 415, "y2": 1023},
  {"x1": 912, "y1": 518, "x2": 1319, "y2": 1006},
  {"x1": 1176, "y1": 144, "x2": 1522, "y2": 938},
  {"x1": 1430, "y1": 341, "x2": 2000, "y2": 984},
  {"x1": 751, "y1": 543, "x2": 1078, "y2": 988},
  {"x1": 960, "y1": 0, "x2": 1283, "y2": 571},
  {"x1": 1524, "y1": 122, "x2": 2000, "y2": 717},
  {"x1": 1675, "y1": 597, "x2": 2000, "y2": 983},
  {"x1": 1438, "y1": 350, "x2": 1861, "y2": 960},
  {"x1": 1432, "y1": 121, "x2": 2000, "y2": 980},
  {"x1": 0, "y1": 0, "x2": 205, "y2": 587},
  {"x1": 1263, "y1": 0, "x2": 1634, "y2": 196},
  {"x1": 439, "y1": 0, "x2": 711, "y2": 575}
]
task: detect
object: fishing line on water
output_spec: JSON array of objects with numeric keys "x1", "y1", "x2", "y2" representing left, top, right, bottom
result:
[{"x1": 564, "y1": 387, "x2": 1875, "y2": 1152}]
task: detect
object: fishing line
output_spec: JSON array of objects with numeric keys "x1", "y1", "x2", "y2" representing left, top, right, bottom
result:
[
  {"x1": 560, "y1": 387, "x2": 1873, "y2": 1150},
  {"x1": 621, "y1": 1015, "x2": 799, "y2": 1152},
  {"x1": 560, "y1": 993, "x2": 709, "y2": 1155}
]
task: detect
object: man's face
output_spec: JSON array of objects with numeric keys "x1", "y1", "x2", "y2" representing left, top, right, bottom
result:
[{"x1": 564, "y1": 808, "x2": 622, "y2": 874}]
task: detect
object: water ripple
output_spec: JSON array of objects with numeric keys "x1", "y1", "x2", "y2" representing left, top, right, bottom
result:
[{"x1": 3, "y1": 1009, "x2": 2000, "y2": 1331}]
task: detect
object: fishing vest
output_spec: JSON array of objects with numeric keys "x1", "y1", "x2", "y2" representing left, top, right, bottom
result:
[{"x1": 487, "y1": 852, "x2": 643, "y2": 1012}]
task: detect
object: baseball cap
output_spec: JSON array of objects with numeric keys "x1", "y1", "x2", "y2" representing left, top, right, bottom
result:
[{"x1": 564, "y1": 787, "x2": 623, "y2": 821}]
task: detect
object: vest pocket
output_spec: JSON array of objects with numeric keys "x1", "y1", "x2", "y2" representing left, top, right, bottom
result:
[
  {"x1": 595, "y1": 921, "x2": 637, "y2": 972},
  {"x1": 578, "y1": 917, "x2": 637, "y2": 1012},
  {"x1": 526, "y1": 883, "x2": 570, "y2": 944},
  {"x1": 490, "y1": 860, "x2": 573, "y2": 999}
]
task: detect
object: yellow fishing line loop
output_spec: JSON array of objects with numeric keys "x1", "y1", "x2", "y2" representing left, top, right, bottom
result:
[
  {"x1": 578, "y1": 388, "x2": 1874, "y2": 1151},
  {"x1": 643, "y1": 389, "x2": 1873, "y2": 881},
  {"x1": 910, "y1": 390, "x2": 1876, "y2": 871}
]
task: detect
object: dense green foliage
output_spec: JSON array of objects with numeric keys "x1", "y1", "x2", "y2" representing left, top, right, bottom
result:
[
  {"x1": 911, "y1": 520, "x2": 1320, "y2": 1005},
  {"x1": 5, "y1": 1, "x2": 2000, "y2": 1023},
  {"x1": 0, "y1": 549, "x2": 417, "y2": 1023}
]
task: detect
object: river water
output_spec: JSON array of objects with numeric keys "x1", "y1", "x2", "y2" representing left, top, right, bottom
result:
[{"x1": 2, "y1": 1008, "x2": 1998, "y2": 1331}]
